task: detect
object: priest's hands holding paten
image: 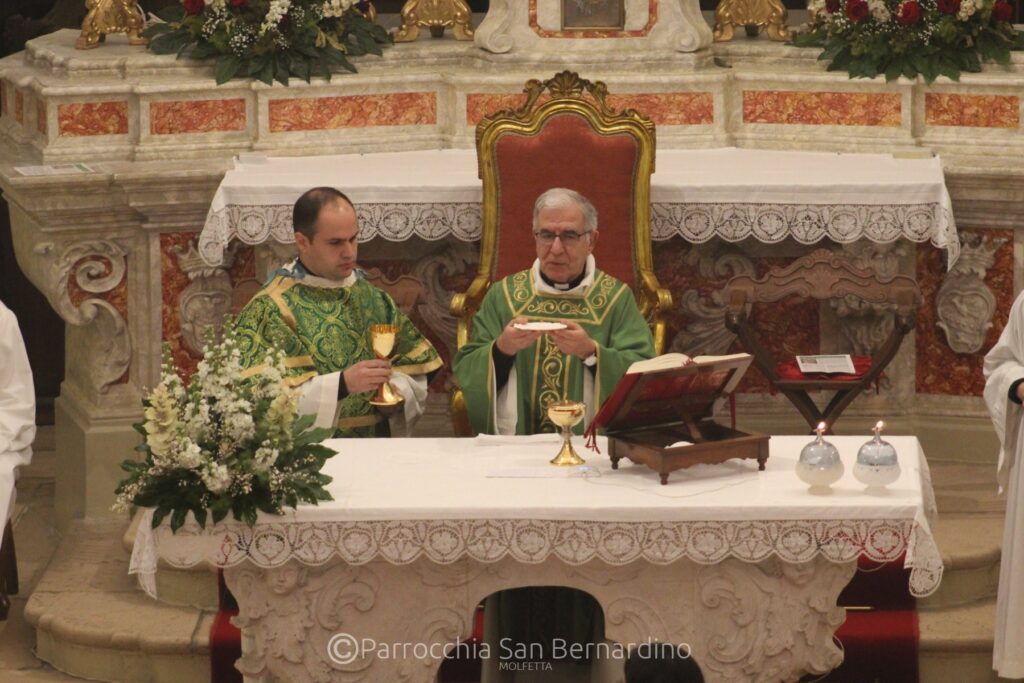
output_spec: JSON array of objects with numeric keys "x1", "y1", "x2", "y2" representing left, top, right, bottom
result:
[
  {"x1": 496, "y1": 316, "x2": 543, "y2": 356},
  {"x1": 343, "y1": 359, "x2": 393, "y2": 394},
  {"x1": 549, "y1": 320, "x2": 597, "y2": 359}
]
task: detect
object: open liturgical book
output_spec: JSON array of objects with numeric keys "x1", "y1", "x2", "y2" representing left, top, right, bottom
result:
[
  {"x1": 584, "y1": 351, "x2": 769, "y2": 483},
  {"x1": 589, "y1": 352, "x2": 752, "y2": 435}
]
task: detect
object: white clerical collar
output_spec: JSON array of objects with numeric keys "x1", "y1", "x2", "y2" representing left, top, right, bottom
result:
[
  {"x1": 285, "y1": 259, "x2": 359, "y2": 289},
  {"x1": 531, "y1": 255, "x2": 596, "y2": 296}
]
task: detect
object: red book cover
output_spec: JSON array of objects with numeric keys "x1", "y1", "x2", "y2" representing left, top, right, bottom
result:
[{"x1": 585, "y1": 353, "x2": 752, "y2": 442}]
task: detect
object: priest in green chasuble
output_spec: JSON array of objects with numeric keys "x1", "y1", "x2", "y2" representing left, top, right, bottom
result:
[
  {"x1": 233, "y1": 187, "x2": 443, "y2": 438},
  {"x1": 453, "y1": 187, "x2": 655, "y2": 436}
]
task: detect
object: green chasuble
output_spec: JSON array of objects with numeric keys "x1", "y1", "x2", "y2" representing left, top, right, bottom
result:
[
  {"x1": 233, "y1": 267, "x2": 442, "y2": 438},
  {"x1": 453, "y1": 267, "x2": 655, "y2": 435}
]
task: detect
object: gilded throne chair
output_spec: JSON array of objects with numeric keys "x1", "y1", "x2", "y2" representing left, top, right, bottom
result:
[{"x1": 449, "y1": 71, "x2": 672, "y2": 436}]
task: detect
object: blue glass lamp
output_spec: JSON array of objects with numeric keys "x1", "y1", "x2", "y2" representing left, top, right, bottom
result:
[
  {"x1": 796, "y1": 422, "x2": 844, "y2": 493},
  {"x1": 853, "y1": 421, "x2": 900, "y2": 493}
]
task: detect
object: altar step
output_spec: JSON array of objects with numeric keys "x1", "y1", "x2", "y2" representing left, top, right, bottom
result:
[
  {"x1": 919, "y1": 598, "x2": 1004, "y2": 683},
  {"x1": 22, "y1": 518, "x2": 213, "y2": 683}
]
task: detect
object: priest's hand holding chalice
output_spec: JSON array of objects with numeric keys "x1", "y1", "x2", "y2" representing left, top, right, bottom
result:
[{"x1": 367, "y1": 324, "x2": 403, "y2": 413}]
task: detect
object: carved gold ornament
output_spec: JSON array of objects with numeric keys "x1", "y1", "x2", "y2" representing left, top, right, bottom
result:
[
  {"x1": 76, "y1": 0, "x2": 148, "y2": 50},
  {"x1": 713, "y1": 0, "x2": 791, "y2": 42},
  {"x1": 393, "y1": 0, "x2": 474, "y2": 42}
]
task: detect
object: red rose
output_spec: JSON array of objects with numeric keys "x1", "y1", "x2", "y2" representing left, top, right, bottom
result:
[
  {"x1": 230, "y1": 0, "x2": 247, "y2": 7},
  {"x1": 896, "y1": 1, "x2": 922, "y2": 23},
  {"x1": 936, "y1": 0, "x2": 959, "y2": 14},
  {"x1": 826, "y1": 0, "x2": 840, "y2": 12},
  {"x1": 182, "y1": 0, "x2": 204, "y2": 15},
  {"x1": 845, "y1": 0, "x2": 869, "y2": 21},
  {"x1": 993, "y1": 0, "x2": 1014, "y2": 22}
]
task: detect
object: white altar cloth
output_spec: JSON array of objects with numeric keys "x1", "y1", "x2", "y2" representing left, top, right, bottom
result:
[
  {"x1": 131, "y1": 435, "x2": 943, "y2": 598},
  {"x1": 197, "y1": 148, "x2": 959, "y2": 268}
]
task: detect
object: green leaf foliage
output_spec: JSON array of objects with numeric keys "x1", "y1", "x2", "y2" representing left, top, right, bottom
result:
[
  {"x1": 143, "y1": 3, "x2": 390, "y2": 85},
  {"x1": 790, "y1": 5, "x2": 1024, "y2": 84}
]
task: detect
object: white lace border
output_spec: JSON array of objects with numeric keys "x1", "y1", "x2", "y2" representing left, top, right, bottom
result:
[
  {"x1": 197, "y1": 201, "x2": 959, "y2": 269},
  {"x1": 130, "y1": 512, "x2": 943, "y2": 599}
]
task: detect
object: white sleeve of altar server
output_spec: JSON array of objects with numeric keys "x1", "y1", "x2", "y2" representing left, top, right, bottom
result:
[
  {"x1": 296, "y1": 372, "x2": 341, "y2": 431},
  {"x1": 0, "y1": 302, "x2": 36, "y2": 540}
]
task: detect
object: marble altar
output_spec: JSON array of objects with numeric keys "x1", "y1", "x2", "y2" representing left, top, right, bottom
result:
[{"x1": 133, "y1": 434, "x2": 941, "y2": 683}]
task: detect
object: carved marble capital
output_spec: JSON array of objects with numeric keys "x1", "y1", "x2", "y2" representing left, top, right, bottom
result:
[
  {"x1": 830, "y1": 242, "x2": 910, "y2": 356},
  {"x1": 29, "y1": 239, "x2": 130, "y2": 393},
  {"x1": 935, "y1": 232, "x2": 1007, "y2": 354},
  {"x1": 172, "y1": 240, "x2": 235, "y2": 355},
  {"x1": 669, "y1": 244, "x2": 753, "y2": 357}
]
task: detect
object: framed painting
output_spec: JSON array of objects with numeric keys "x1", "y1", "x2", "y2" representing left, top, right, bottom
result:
[{"x1": 561, "y1": 0, "x2": 627, "y2": 29}]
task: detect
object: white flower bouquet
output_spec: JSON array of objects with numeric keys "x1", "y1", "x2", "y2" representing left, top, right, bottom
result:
[
  {"x1": 143, "y1": 0, "x2": 390, "y2": 85},
  {"x1": 114, "y1": 324, "x2": 335, "y2": 531}
]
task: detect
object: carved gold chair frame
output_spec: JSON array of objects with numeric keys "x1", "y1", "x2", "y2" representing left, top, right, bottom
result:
[{"x1": 449, "y1": 71, "x2": 672, "y2": 436}]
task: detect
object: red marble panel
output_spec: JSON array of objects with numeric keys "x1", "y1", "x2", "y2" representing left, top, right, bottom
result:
[
  {"x1": 150, "y1": 98, "x2": 246, "y2": 135},
  {"x1": 58, "y1": 101, "x2": 129, "y2": 137},
  {"x1": 529, "y1": 0, "x2": 658, "y2": 37},
  {"x1": 466, "y1": 92, "x2": 714, "y2": 126},
  {"x1": 607, "y1": 93, "x2": 714, "y2": 126},
  {"x1": 161, "y1": 233, "x2": 257, "y2": 383},
  {"x1": 743, "y1": 91, "x2": 902, "y2": 127},
  {"x1": 15, "y1": 90, "x2": 23, "y2": 125},
  {"x1": 653, "y1": 240, "x2": 819, "y2": 393},
  {"x1": 66, "y1": 254, "x2": 130, "y2": 384},
  {"x1": 268, "y1": 92, "x2": 437, "y2": 132},
  {"x1": 916, "y1": 232, "x2": 1014, "y2": 396},
  {"x1": 466, "y1": 94, "x2": 528, "y2": 125},
  {"x1": 36, "y1": 98, "x2": 46, "y2": 136},
  {"x1": 925, "y1": 93, "x2": 1020, "y2": 129}
]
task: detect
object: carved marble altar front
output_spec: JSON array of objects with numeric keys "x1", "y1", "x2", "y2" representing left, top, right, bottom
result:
[
  {"x1": 1, "y1": 12, "x2": 1023, "y2": 525},
  {"x1": 225, "y1": 554, "x2": 855, "y2": 683}
]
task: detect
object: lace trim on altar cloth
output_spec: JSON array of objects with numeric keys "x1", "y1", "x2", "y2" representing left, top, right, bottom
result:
[
  {"x1": 129, "y1": 513, "x2": 944, "y2": 599},
  {"x1": 197, "y1": 202, "x2": 959, "y2": 269}
]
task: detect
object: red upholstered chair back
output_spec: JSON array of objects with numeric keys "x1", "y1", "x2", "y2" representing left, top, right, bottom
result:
[{"x1": 491, "y1": 112, "x2": 639, "y2": 286}]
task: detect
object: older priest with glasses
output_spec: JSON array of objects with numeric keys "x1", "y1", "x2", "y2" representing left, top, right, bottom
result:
[
  {"x1": 453, "y1": 187, "x2": 655, "y2": 436},
  {"x1": 453, "y1": 188, "x2": 656, "y2": 673}
]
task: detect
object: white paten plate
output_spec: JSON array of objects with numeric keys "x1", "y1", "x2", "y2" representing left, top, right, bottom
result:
[{"x1": 513, "y1": 322, "x2": 568, "y2": 331}]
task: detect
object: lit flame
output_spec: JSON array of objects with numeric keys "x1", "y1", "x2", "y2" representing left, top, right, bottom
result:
[
  {"x1": 816, "y1": 421, "x2": 826, "y2": 433},
  {"x1": 875, "y1": 420, "x2": 884, "y2": 431}
]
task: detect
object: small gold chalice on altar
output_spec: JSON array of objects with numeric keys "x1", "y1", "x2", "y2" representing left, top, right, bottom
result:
[
  {"x1": 368, "y1": 324, "x2": 403, "y2": 407},
  {"x1": 548, "y1": 400, "x2": 586, "y2": 466}
]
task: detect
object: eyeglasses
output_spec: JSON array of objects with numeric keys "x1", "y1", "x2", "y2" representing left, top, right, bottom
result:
[{"x1": 534, "y1": 230, "x2": 589, "y2": 246}]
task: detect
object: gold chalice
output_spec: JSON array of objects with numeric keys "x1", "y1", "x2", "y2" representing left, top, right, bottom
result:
[
  {"x1": 368, "y1": 324, "x2": 403, "y2": 407},
  {"x1": 548, "y1": 400, "x2": 586, "y2": 466}
]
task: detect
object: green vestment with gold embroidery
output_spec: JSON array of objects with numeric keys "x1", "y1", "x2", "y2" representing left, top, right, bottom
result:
[
  {"x1": 453, "y1": 268, "x2": 655, "y2": 435},
  {"x1": 233, "y1": 271, "x2": 442, "y2": 438}
]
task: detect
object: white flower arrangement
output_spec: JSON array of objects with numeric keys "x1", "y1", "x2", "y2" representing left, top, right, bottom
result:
[
  {"x1": 114, "y1": 324, "x2": 335, "y2": 531},
  {"x1": 144, "y1": 0, "x2": 389, "y2": 85}
]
